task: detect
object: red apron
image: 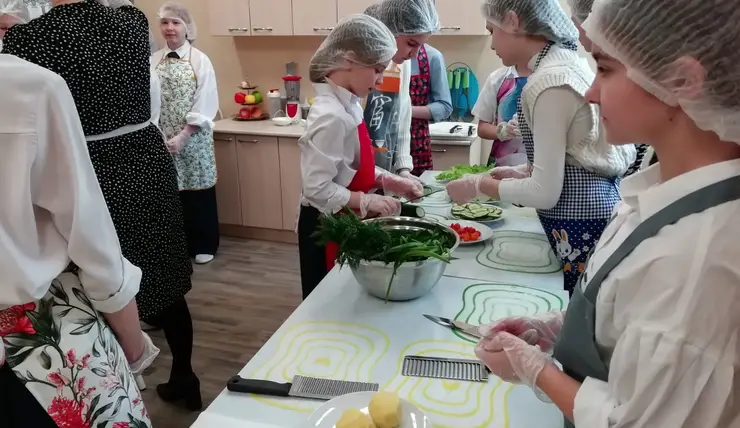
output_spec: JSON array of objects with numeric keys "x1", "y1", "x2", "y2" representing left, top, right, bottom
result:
[
  {"x1": 324, "y1": 121, "x2": 377, "y2": 272},
  {"x1": 409, "y1": 45, "x2": 433, "y2": 176}
]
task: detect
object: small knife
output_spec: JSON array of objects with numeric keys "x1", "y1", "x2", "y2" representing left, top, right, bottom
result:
[
  {"x1": 226, "y1": 375, "x2": 378, "y2": 400},
  {"x1": 423, "y1": 314, "x2": 482, "y2": 338}
]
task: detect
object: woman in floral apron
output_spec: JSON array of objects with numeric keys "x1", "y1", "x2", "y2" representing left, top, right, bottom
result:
[
  {"x1": 408, "y1": 43, "x2": 452, "y2": 176},
  {"x1": 1, "y1": 54, "x2": 158, "y2": 427},
  {"x1": 446, "y1": 0, "x2": 635, "y2": 294},
  {"x1": 153, "y1": 1, "x2": 220, "y2": 266}
]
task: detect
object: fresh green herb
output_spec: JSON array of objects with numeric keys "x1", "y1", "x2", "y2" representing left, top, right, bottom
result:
[
  {"x1": 435, "y1": 164, "x2": 490, "y2": 181},
  {"x1": 314, "y1": 210, "x2": 455, "y2": 300}
]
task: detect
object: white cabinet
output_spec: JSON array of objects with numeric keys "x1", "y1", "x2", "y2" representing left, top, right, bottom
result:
[
  {"x1": 337, "y1": 0, "x2": 376, "y2": 18},
  {"x1": 209, "y1": 0, "x2": 251, "y2": 36},
  {"x1": 249, "y1": 0, "x2": 294, "y2": 35},
  {"x1": 435, "y1": 0, "x2": 488, "y2": 35},
  {"x1": 293, "y1": 0, "x2": 338, "y2": 36}
]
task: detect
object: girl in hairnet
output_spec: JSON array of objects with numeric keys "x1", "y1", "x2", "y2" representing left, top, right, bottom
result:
[
  {"x1": 362, "y1": 0, "x2": 439, "y2": 182},
  {"x1": 298, "y1": 14, "x2": 423, "y2": 299},
  {"x1": 476, "y1": 0, "x2": 740, "y2": 426},
  {"x1": 567, "y1": 0, "x2": 653, "y2": 176},
  {"x1": 3, "y1": 0, "x2": 200, "y2": 412},
  {"x1": 152, "y1": 1, "x2": 220, "y2": 267},
  {"x1": 446, "y1": 0, "x2": 635, "y2": 294},
  {"x1": 0, "y1": 0, "x2": 27, "y2": 46}
]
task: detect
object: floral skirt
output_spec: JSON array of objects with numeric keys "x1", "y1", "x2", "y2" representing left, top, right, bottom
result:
[{"x1": 0, "y1": 272, "x2": 151, "y2": 427}]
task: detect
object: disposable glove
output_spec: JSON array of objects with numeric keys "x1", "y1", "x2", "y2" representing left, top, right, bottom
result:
[
  {"x1": 359, "y1": 193, "x2": 401, "y2": 218},
  {"x1": 475, "y1": 332, "x2": 550, "y2": 388},
  {"x1": 398, "y1": 169, "x2": 424, "y2": 189},
  {"x1": 496, "y1": 118, "x2": 521, "y2": 141},
  {"x1": 129, "y1": 332, "x2": 160, "y2": 376},
  {"x1": 166, "y1": 130, "x2": 190, "y2": 154},
  {"x1": 479, "y1": 311, "x2": 565, "y2": 353},
  {"x1": 376, "y1": 170, "x2": 424, "y2": 199},
  {"x1": 445, "y1": 173, "x2": 486, "y2": 203},
  {"x1": 489, "y1": 164, "x2": 530, "y2": 180}
]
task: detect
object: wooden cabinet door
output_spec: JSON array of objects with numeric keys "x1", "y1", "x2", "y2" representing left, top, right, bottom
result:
[
  {"x1": 337, "y1": 0, "x2": 376, "y2": 18},
  {"x1": 292, "y1": 0, "x2": 338, "y2": 36},
  {"x1": 431, "y1": 144, "x2": 471, "y2": 170},
  {"x1": 278, "y1": 138, "x2": 302, "y2": 230},
  {"x1": 213, "y1": 134, "x2": 243, "y2": 225},
  {"x1": 249, "y1": 0, "x2": 293, "y2": 35},
  {"x1": 209, "y1": 0, "x2": 251, "y2": 36},
  {"x1": 236, "y1": 135, "x2": 284, "y2": 229},
  {"x1": 435, "y1": 0, "x2": 488, "y2": 35}
]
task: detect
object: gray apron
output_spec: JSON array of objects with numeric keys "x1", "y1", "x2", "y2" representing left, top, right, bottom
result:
[
  {"x1": 363, "y1": 65, "x2": 403, "y2": 172},
  {"x1": 552, "y1": 174, "x2": 740, "y2": 428}
]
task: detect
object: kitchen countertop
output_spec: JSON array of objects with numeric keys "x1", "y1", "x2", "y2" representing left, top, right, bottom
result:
[
  {"x1": 214, "y1": 118, "x2": 476, "y2": 146},
  {"x1": 193, "y1": 171, "x2": 566, "y2": 428}
]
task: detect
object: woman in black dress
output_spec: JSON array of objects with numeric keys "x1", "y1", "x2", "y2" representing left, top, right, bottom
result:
[{"x1": 3, "y1": 0, "x2": 201, "y2": 410}]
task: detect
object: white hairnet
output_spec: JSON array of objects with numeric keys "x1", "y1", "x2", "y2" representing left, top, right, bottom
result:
[
  {"x1": 158, "y1": 1, "x2": 196, "y2": 42},
  {"x1": 309, "y1": 14, "x2": 396, "y2": 83},
  {"x1": 0, "y1": 0, "x2": 29, "y2": 24},
  {"x1": 566, "y1": 0, "x2": 593, "y2": 23},
  {"x1": 370, "y1": 0, "x2": 440, "y2": 36},
  {"x1": 584, "y1": 0, "x2": 740, "y2": 143},
  {"x1": 482, "y1": 0, "x2": 579, "y2": 48}
]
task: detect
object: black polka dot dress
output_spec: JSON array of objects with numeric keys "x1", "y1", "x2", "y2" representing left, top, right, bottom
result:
[{"x1": 2, "y1": 0, "x2": 193, "y2": 320}]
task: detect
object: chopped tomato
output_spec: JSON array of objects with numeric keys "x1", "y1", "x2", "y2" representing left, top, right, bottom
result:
[{"x1": 450, "y1": 223, "x2": 481, "y2": 241}]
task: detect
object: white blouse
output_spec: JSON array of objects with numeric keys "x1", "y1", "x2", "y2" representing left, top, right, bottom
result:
[
  {"x1": 574, "y1": 160, "x2": 740, "y2": 427},
  {"x1": 300, "y1": 81, "x2": 364, "y2": 213},
  {"x1": 150, "y1": 41, "x2": 220, "y2": 131},
  {"x1": 0, "y1": 55, "x2": 141, "y2": 314}
]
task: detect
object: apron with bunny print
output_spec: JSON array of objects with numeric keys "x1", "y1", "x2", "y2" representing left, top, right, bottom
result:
[
  {"x1": 156, "y1": 49, "x2": 217, "y2": 191},
  {"x1": 517, "y1": 42, "x2": 621, "y2": 295}
]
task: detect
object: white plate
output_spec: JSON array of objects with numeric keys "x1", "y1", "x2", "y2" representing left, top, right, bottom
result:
[
  {"x1": 448, "y1": 206, "x2": 505, "y2": 227},
  {"x1": 306, "y1": 391, "x2": 431, "y2": 428},
  {"x1": 440, "y1": 219, "x2": 494, "y2": 245}
]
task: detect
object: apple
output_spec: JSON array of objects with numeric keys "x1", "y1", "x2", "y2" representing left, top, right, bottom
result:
[
  {"x1": 239, "y1": 107, "x2": 251, "y2": 119},
  {"x1": 244, "y1": 94, "x2": 257, "y2": 104},
  {"x1": 252, "y1": 91, "x2": 263, "y2": 103},
  {"x1": 250, "y1": 107, "x2": 263, "y2": 118},
  {"x1": 234, "y1": 92, "x2": 246, "y2": 104}
]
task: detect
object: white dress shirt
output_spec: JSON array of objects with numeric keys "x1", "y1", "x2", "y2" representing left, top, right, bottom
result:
[
  {"x1": 472, "y1": 66, "x2": 518, "y2": 124},
  {"x1": 150, "y1": 41, "x2": 220, "y2": 131},
  {"x1": 300, "y1": 81, "x2": 365, "y2": 213},
  {"x1": 573, "y1": 159, "x2": 740, "y2": 427},
  {"x1": 395, "y1": 59, "x2": 413, "y2": 172},
  {"x1": 0, "y1": 55, "x2": 141, "y2": 314}
]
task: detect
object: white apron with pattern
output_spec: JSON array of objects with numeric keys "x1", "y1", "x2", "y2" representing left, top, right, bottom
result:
[
  {"x1": 156, "y1": 49, "x2": 217, "y2": 191},
  {"x1": 0, "y1": 272, "x2": 151, "y2": 427}
]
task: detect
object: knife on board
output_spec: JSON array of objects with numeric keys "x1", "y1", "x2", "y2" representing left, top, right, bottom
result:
[{"x1": 226, "y1": 375, "x2": 379, "y2": 400}]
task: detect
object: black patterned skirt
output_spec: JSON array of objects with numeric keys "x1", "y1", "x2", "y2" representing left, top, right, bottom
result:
[{"x1": 86, "y1": 124, "x2": 193, "y2": 319}]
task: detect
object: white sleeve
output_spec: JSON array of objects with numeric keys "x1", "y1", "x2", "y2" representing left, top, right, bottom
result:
[
  {"x1": 498, "y1": 87, "x2": 579, "y2": 209},
  {"x1": 150, "y1": 70, "x2": 161, "y2": 126},
  {"x1": 33, "y1": 77, "x2": 141, "y2": 314},
  {"x1": 471, "y1": 68, "x2": 508, "y2": 123},
  {"x1": 574, "y1": 259, "x2": 739, "y2": 428},
  {"x1": 299, "y1": 112, "x2": 352, "y2": 213},
  {"x1": 393, "y1": 60, "x2": 414, "y2": 172},
  {"x1": 187, "y1": 51, "x2": 219, "y2": 131}
]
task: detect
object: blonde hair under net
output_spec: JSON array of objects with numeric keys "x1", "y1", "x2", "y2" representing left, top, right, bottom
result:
[
  {"x1": 309, "y1": 14, "x2": 396, "y2": 83},
  {"x1": 158, "y1": 1, "x2": 196, "y2": 42},
  {"x1": 0, "y1": 0, "x2": 29, "y2": 25},
  {"x1": 583, "y1": 0, "x2": 740, "y2": 143},
  {"x1": 482, "y1": 0, "x2": 579, "y2": 48},
  {"x1": 372, "y1": 0, "x2": 439, "y2": 36},
  {"x1": 566, "y1": 0, "x2": 593, "y2": 23}
]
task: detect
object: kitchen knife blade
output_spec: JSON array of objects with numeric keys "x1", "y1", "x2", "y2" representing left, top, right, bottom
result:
[
  {"x1": 226, "y1": 375, "x2": 378, "y2": 400},
  {"x1": 423, "y1": 314, "x2": 482, "y2": 338}
]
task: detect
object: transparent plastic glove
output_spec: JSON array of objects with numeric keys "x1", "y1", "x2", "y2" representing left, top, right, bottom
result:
[
  {"x1": 475, "y1": 332, "x2": 549, "y2": 388},
  {"x1": 376, "y1": 172, "x2": 424, "y2": 199},
  {"x1": 479, "y1": 311, "x2": 565, "y2": 352},
  {"x1": 129, "y1": 332, "x2": 160, "y2": 376},
  {"x1": 166, "y1": 130, "x2": 190, "y2": 154},
  {"x1": 445, "y1": 174, "x2": 486, "y2": 203},
  {"x1": 488, "y1": 165, "x2": 530, "y2": 180},
  {"x1": 359, "y1": 193, "x2": 402, "y2": 218},
  {"x1": 496, "y1": 119, "x2": 521, "y2": 141},
  {"x1": 398, "y1": 170, "x2": 424, "y2": 189}
]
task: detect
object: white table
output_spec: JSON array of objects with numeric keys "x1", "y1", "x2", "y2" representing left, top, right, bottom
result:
[{"x1": 194, "y1": 172, "x2": 566, "y2": 428}]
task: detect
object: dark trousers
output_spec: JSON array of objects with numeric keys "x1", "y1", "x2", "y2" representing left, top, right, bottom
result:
[
  {"x1": 0, "y1": 363, "x2": 58, "y2": 427},
  {"x1": 180, "y1": 186, "x2": 220, "y2": 257},
  {"x1": 298, "y1": 205, "x2": 328, "y2": 300}
]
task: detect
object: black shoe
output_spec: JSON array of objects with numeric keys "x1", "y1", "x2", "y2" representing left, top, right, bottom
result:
[{"x1": 156, "y1": 375, "x2": 202, "y2": 411}]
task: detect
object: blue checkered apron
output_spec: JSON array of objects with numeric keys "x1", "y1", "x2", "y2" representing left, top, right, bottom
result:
[{"x1": 518, "y1": 42, "x2": 621, "y2": 294}]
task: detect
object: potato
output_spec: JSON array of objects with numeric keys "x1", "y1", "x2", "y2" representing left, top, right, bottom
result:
[
  {"x1": 336, "y1": 408, "x2": 375, "y2": 428},
  {"x1": 368, "y1": 391, "x2": 401, "y2": 428}
]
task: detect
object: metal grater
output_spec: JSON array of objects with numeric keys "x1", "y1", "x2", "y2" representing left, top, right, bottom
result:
[
  {"x1": 290, "y1": 375, "x2": 379, "y2": 400},
  {"x1": 402, "y1": 355, "x2": 489, "y2": 382}
]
